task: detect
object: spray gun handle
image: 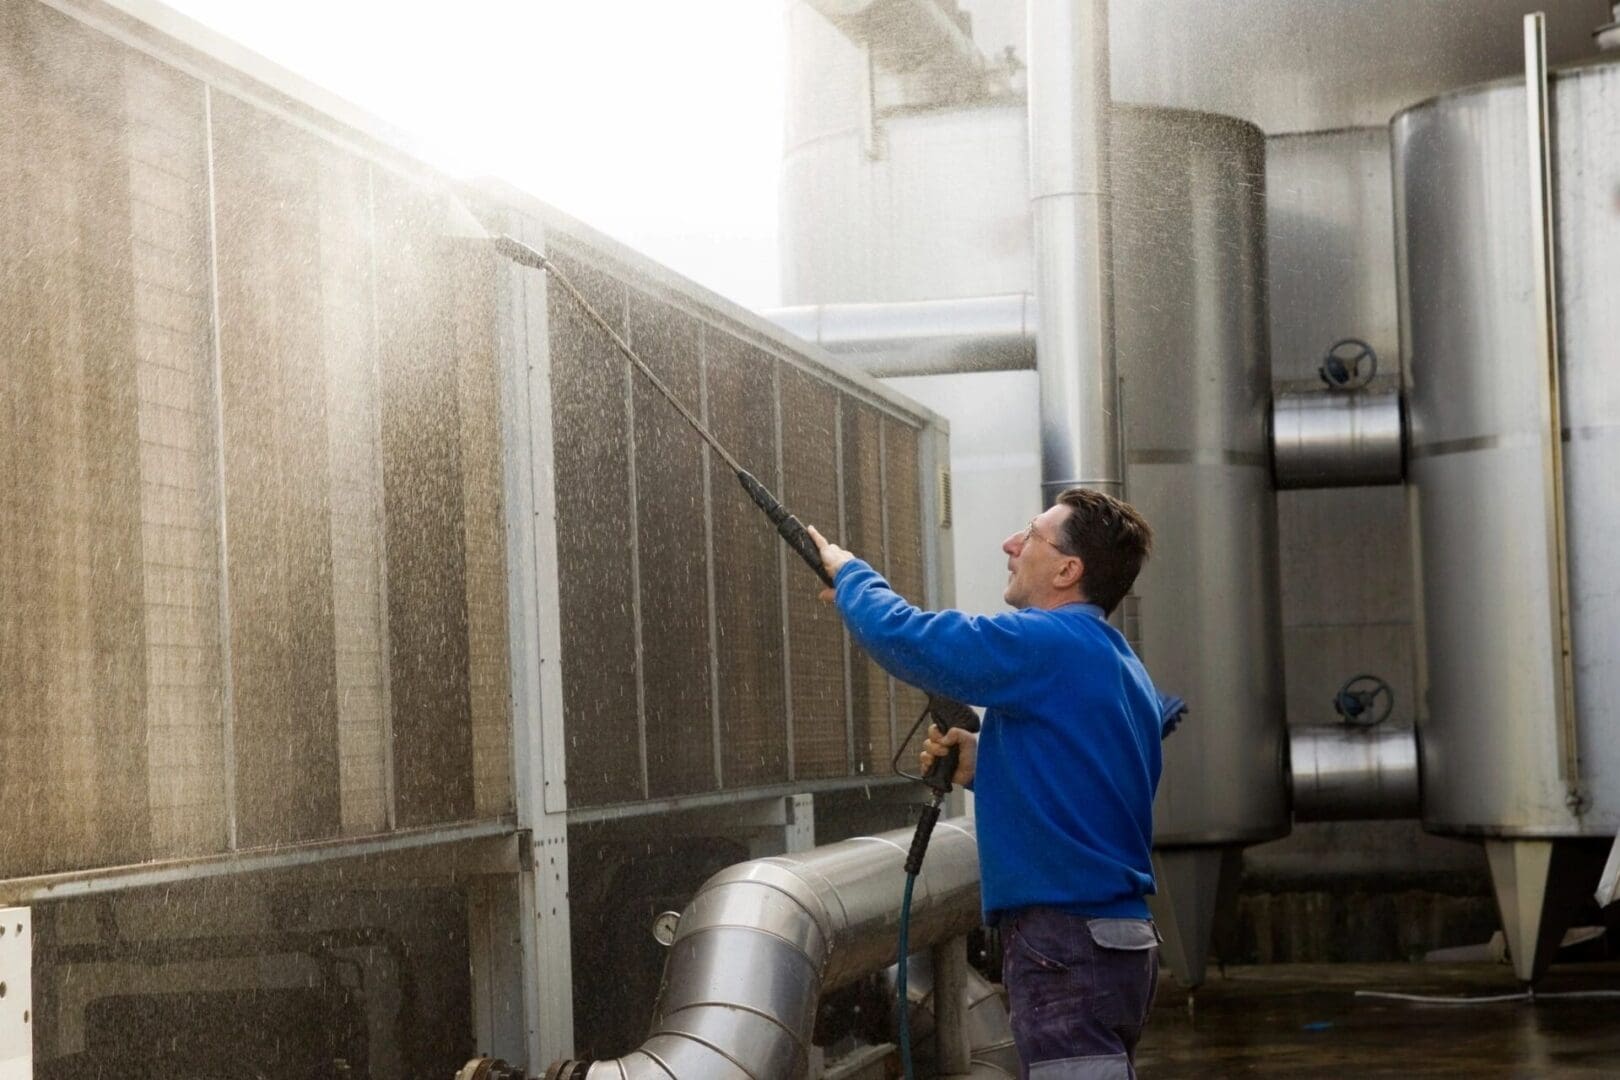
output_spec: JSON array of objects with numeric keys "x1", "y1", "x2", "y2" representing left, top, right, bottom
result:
[
  {"x1": 735, "y1": 470, "x2": 836, "y2": 587},
  {"x1": 922, "y1": 695, "x2": 980, "y2": 795},
  {"x1": 782, "y1": 515, "x2": 836, "y2": 588}
]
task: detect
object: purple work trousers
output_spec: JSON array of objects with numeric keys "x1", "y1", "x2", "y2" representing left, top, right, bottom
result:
[{"x1": 1002, "y1": 907, "x2": 1160, "y2": 1079}]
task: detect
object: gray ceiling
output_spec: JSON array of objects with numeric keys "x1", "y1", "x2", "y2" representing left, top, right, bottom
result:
[{"x1": 1110, "y1": 0, "x2": 1613, "y2": 132}]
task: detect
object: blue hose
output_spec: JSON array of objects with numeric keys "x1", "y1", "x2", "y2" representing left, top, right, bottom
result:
[{"x1": 898, "y1": 871, "x2": 918, "y2": 1080}]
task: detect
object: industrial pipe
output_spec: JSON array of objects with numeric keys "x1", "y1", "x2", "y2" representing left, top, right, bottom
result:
[
  {"x1": 1030, "y1": 0, "x2": 1118, "y2": 501},
  {"x1": 1597, "y1": 2, "x2": 1620, "y2": 51},
  {"x1": 767, "y1": 294, "x2": 1037, "y2": 377},
  {"x1": 544, "y1": 820, "x2": 981, "y2": 1079},
  {"x1": 1271, "y1": 388, "x2": 1405, "y2": 489},
  {"x1": 1289, "y1": 725, "x2": 1421, "y2": 822}
]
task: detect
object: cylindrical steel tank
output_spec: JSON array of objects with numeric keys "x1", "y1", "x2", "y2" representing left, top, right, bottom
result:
[
  {"x1": 1112, "y1": 106, "x2": 1287, "y2": 847},
  {"x1": 1394, "y1": 53, "x2": 1620, "y2": 838}
]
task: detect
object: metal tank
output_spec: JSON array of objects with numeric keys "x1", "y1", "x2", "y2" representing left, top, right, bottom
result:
[
  {"x1": 1393, "y1": 49, "x2": 1620, "y2": 979},
  {"x1": 1111, "y1": 106, "x2": 1285, "y2": 847},
  {"x1": 1108, "y1": 107, "x2": 1287, "y2": 985}
]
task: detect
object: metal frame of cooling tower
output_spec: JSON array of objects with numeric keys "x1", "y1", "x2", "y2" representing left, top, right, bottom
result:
[{"x1": 5, "y1": 3, "x2": 956, "y2": 1073}]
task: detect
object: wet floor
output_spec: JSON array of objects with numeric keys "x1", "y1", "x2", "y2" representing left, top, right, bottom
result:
[{"x1": 1134, "y1": 963, "x2": 1620, "y2": 1077}]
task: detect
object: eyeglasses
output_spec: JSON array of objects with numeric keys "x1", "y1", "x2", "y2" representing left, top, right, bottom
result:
[{"x1": 1021, "y1": 519, "x2": 1074, "y2": 556}]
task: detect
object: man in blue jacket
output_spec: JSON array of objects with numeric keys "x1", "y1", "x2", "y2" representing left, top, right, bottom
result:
[{"x1": 809, "y1": 486, "x2": 1162, "y2": 1079}]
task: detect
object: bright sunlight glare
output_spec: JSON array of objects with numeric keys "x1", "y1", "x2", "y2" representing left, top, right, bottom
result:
[{"x1": 157, "y1": 0, "x2": 786, "y2": 310}]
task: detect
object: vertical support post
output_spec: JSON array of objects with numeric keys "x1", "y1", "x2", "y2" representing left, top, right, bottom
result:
[
  {"x1": 1523, "y1": 12, "x2": 1582, "y2": 811},
  {"x1": 491, "y1": 206, "x2": 575, "y2": 1067},
  {"x1": 201, "y1": 85, "x2": 241, "y2": 851},
  {"x1": 0, "y1": 908, "x2": 30, "y2": 1080},
  {"x1": 932, "y1": 935, "x2": 972, "y2": 1076},
  {"x1": 467, "y1": 875, "x2": 527, "y2": 1061}
]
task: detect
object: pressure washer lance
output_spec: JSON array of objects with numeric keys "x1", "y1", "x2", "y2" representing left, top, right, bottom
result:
[
  {"x1": 488, "y1": 232, "x2": 980, "y2": 1078},
  {"x1": 490, "y1": 235, "x2": 834, "y2": 587}
]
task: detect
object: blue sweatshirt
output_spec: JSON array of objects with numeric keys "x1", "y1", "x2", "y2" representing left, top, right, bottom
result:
[{"x1": 834, "y1": 559, "x2": 1162, "y2": 921}]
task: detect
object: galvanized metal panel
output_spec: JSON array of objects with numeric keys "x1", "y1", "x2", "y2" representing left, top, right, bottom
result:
[
  {"x1": 630, "y1": 299, "x2": 716, "y2": 798},
  {"x1": 549, "y1": 251, "x2": 644, "y2": 808},
  {"x1": 705, "y1": 331, "x2": 790, "y2": 788},
  {"x1": 780, "y1": 367, "x2": 849, "y2": 779}
]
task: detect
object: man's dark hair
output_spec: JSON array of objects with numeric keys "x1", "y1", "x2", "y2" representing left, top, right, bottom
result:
[{"x1": 1053, "y1": 487, "x2": 1153, "y2": 615}]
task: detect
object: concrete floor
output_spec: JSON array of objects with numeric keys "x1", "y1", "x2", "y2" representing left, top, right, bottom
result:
[{"x1": 1134, "y1": 963, "x2": 1620, "y2": 1077}]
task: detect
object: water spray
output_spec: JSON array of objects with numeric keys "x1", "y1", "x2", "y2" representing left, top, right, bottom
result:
[
  {"x1": 472, "y1": 214, "x2": 977, "y2": 1079},
  {"x1": 487, "y1": 234, "x2": 835, "y2": 588}
]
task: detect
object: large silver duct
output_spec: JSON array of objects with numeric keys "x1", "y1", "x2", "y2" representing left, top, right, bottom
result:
[
  {"x1": 768, "y1": 295, "x2": 1037, "y2": 377},
  {"x1": 549, "y1": 820, "x2": 981, "y2": 1079},
  {"x1": 1029, "y1": 0, "x2": 1118, "y2": 501}
]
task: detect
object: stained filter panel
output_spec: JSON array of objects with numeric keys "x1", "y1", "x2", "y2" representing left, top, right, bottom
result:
[
  {"x1": 884, "y1": 419, "x2": 930, "y2": 732},
  {"x1": 0, "y1": 5, "x2": 172, "y2": 876},
  {"x1": 630, "y1": 298, "x2": 715, "y2": 799},
  {"x1": 549, "y1": 253, "x2": 645, "y2": 806},
  {"x1": 841, "y1": 398, "x2": 893, "y2": 774},
  {"x1": 780, "y1": 366, "x2": 848, "y2": 779},
  {"x1": 705, "y1": 331, "x2": 790, "y2": 789},
  {"x1": 0, "y1": 0, "x2": 513, "y2": 876}
]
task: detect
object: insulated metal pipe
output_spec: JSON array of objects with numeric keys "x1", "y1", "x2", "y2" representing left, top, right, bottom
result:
[
  {"x1": 1289, "y1": 725, "x2": 1421, "y2": 822},
  {"x1": 1271, "y1": 388, "x2": 1405, "y2": 489},
  {"x1": 1597, "y1": 2, "x2": 1620, "y2": 51},
  {"x1": 1029, "y1": 0, "x2": 1118, "y2": 502},
  {"x1": 767, "y1": 294, "x2": 1038, "y2": 377},
  {"x1": 549, "y1": 820, "x2": 981, "y2": 1079}
]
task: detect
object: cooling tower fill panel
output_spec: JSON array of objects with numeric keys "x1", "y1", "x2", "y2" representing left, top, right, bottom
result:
[
  {"x1": 705, "y1": 330, "x2": 790, "y2": 789},
  {"x1": 451, "y1": 243, "x2": 515, "y2": 822},
  {"x1": 372, "y1": 171, "x2": 487, "y2": 827},
  {"x1": 210, "y1": 91, "x2": 346, "y2": 846},
  {"x1": 549, "y1": 252, "x2": 644, "y2": 806},
  {"x1": 841, "y1": 399, "x2": 892, "y2": 774},
  {"x1": 0, "y1": 3, "x2": 170, "y2": 875},
  {"x1": 630, "y1": 298, "x2": 716, "y2": 798},
  {"x1": 122, "y1": 49, "x2": 230, "y2": 859},
  {"x1": 884, "y1": 417, "x2": 929, "y2": 730},
  {"x1": 780, "y1": 365, "x2": 850, "y2": 779}
]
